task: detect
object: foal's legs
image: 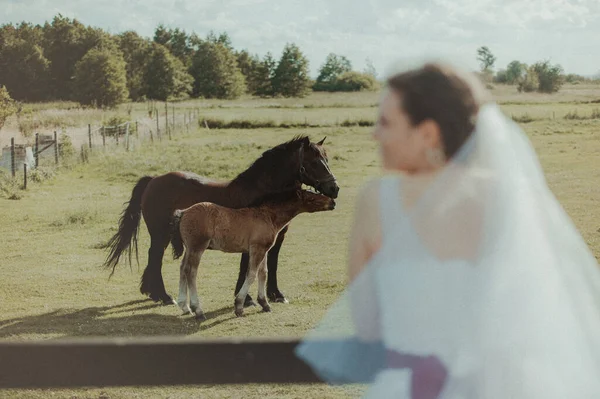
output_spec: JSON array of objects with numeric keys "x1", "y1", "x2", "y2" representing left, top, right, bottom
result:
[
  {"x1": 234, "y1": 246, "x2": 267, "y2": 317},
  {"x1": 236, "y1": 253, "x2": 257, "y2": 308},
  {"x1": 256, "y1": 257, "x2": 271, "y2": 313},
  {"x1": 176, "y1": 251, "x2": 192, "y2": 315}
]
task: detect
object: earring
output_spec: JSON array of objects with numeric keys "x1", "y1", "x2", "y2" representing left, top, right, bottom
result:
[{"x1": 426, "y1": 147, "x2": 445, "y2": 167}]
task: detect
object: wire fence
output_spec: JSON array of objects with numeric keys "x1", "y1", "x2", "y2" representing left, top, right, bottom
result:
[{"x1": 0, "y1": 104, "x2": 201, "y2": 189}]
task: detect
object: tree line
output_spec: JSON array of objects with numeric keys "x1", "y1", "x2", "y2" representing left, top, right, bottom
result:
[
  {"x1": 476, "y1": 46, "x2": 598, "y2": 94},
  {"x1": 0, "y1": 14, "x2": 379, "y2": 108}
]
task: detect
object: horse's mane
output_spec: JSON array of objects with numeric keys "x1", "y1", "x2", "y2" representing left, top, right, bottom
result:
[
  {"x1": 231, "y1": 135, "x2": 310, "y2": 185},
  {"x1": 247, "y1": 189, "x2": 300, "y2": 207}
]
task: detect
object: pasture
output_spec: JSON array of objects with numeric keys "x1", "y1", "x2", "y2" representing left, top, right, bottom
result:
[{"x1": 1, "y1": 85, "x2": 600, "y2": 398}]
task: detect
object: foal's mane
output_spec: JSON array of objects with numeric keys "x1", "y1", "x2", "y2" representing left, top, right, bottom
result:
[{"x1": 231, "y1": 135, "x2": 310, "y2": 185}]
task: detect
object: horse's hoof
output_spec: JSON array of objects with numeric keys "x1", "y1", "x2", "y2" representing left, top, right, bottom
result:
[
  {"x1": 262, "y1": 306, "x2": 272, "y2": 313},
  {"x1": 234, "y1": 309, "x2": 244, "y2": 317},
  {"x1": 161, "y1": 296, "x2": 176, "y2": 306},
  {"x1": 268, "y1": 291, "x2": 288, "y2": 304},
  {"x1": 149, "y1": 293, "x2": 161, "y2": 303},
  {"x1": 195, "y1": 312, "x2": 207, "y2": 322}
]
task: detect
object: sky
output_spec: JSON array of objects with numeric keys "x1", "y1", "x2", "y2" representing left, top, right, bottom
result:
[{"x1": 2, "y1": 0, "x2": 600, "y2": 78}]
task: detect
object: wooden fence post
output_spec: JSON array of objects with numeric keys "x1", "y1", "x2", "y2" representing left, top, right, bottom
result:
[
  {"x1": 10, "y1": 137, "x2": 15, "y2": 178},
  {"x1": 165, "y1": 102, "x2": 169, "y2": 139},
  {"x1": 156, "y1": 109, "x2": 160, "y2": 140},
  {"x1": 23, "y1": 163, "x2": 27, "y2": 189},
  {"x1": 35, "y1": 133, "x2": 39, "y2": 168},
  {"x1": 125, "y1": 123, "x2": 130, "y2": 152},
  {"x1": 54, "y1": 131, "x2": 59, "y2": 165},
  {"x1": 88, "y1": 124, "x2": 92, "y2": 150}
]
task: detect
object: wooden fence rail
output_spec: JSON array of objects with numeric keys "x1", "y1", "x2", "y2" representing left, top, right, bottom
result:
[{"x1": 0, "y1": 337, "x2": 325, "y2": 389}]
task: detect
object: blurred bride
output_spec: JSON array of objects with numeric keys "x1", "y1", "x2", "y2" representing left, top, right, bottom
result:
[{"x1": 295, "y1": 59, "x2": 600, "y2": 398}]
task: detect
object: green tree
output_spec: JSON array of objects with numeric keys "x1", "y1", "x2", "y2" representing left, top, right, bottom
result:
[
  {"x1": 517, "y1": 65, "x2": 540, "y2": 93},
  {"x1": 531, "y1": 60, "x2": 564, "y2": 93},
  {"x1": 494, "y1": 69, "x2": 508, "y2": 84},
  {"x1": 0, "y1": 86, "x2": 17, "y2": 131},
  {"x1": 334, "y1": 71, "x2": 378, "y2": 91},
  {"x1": 190, "y1": 40, "x2": 246, "y2": 99},
  {"x1": 143, "y1": 43, "x2": 193, "y2": 101},
  {"x1": 505, "y1": 60, "x2": 527, "y2": 84},
  {"x1": 0, "y1": 38, "x2": 51, "y2": 101},
  {"x1": 73, "y1": 47, "x2": 128, "y2": 107},
  {"x1": 272, "y1": 43, "x2": 311, "y2": 97},
  {"x1": 153, "y1": 24, "x2": 171, "y2": 47},
  {"x1": 117, "y1": 31, "x2": 152, "y2": 100},
  {"x1": 42, "y1": 14, "x2": 95, "y2": 99},
  {"x1": 249, "y1": 52, "x2": 276, "y2": 97},
  {"x1": 205, "y1": 30, "x2": 234, "y2": 51},
  {"x1": 477, "y1": 46, "x2": 496, "y2": 72},
  {"x1": 152, "y1": 25, "x2": 192, "y2": 66},
  {"x1": 314, "y1": 53, "x2": 352, "y2": 91}
]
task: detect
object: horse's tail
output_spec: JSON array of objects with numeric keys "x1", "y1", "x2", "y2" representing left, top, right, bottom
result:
[
  {"x1": 169, "y1": 209, "x2": 185, "y2": 260},
  {"x1": 103, "y1": 176, "x2": 153, "y2": 277}
]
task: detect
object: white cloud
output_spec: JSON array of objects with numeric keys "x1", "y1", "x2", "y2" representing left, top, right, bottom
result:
[{"x1": 1, "y1": 0, "x2": 599, "y2": 76}]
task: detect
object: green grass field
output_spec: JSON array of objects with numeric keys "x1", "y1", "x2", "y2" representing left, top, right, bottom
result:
[{"x1": 2, "y1": 84, "x2": 600, "y2": 398}]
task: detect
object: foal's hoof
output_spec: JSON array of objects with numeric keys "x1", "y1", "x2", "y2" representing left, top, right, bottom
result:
[
  {"x1": 179, "y1": 304, "x2": 193, "y2": 315},
  {"x1": 234, "y1": 308, "x2": 244, "y2": 317},
  {"x1": 257, "y1": 298, "x2": 272, "y2": 313},
  {"x1": 268, "y1": 291, "x2": 288, "y2": 304},
  {"x1": 195, "y1": 312, "x2": 207, "y2": 322}
]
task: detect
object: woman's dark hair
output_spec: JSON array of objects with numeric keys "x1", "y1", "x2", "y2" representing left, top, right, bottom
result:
[{"x1": 386, "y1": 63, "x2": 488, "y2": 159}]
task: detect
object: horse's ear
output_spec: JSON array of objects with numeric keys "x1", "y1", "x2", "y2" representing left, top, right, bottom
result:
[
  {"x1": 317, "y1": 136, "x2": 326, "y2": 146},
  {"x1": 302, "y1": 136, "x2": 310, "y2": 148}
]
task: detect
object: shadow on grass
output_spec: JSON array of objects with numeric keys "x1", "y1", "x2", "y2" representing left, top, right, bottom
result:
[
  {"x1": 0, "y1": 299, "x2": 203, "y2": 338},
  {"x1": 0, "y1": 298, "x2": 276, "y2": 339}
]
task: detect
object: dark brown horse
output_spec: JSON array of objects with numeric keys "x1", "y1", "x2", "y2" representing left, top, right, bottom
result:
[
  {"x1": 170, "y1": 189, "x2": 336, "y2": 320},
  {"x1": 103, "y1": 135, "x2": 339, "y2": 305}
]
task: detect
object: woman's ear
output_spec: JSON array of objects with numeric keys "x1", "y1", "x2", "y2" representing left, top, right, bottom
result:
[{"x1": 417, "y1": 119, "x2": 443, "y2": 149}]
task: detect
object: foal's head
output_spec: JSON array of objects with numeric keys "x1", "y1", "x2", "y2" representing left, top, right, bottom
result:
[{"x1": 295, "y1": 190, "x2": 336, "y2": 213}]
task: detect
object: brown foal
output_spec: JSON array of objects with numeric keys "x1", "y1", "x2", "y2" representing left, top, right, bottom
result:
[{"x1": 170, "y1": 189, "x2": 336, "y2": 320}]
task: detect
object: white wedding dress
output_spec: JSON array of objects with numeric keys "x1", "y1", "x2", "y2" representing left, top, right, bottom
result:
[{"x1": 296, "y1": 103, "x2": 600, "y2": 398}]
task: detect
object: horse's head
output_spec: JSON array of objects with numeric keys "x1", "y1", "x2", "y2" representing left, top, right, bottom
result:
[{"x1": 295, "y1": 136, "x2": 339, "y2": 199}]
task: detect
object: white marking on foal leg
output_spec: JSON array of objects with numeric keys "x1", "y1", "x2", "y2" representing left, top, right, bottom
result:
[
  {"x1": 177, "y1": 252, "x2": 192, "y2": 315},
  {"x1": 187, "y1": 248, "x2": 207, "y2": 321},
  {"x1": 234, "y1": 276, "x2": 254, "y2": 317}
]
